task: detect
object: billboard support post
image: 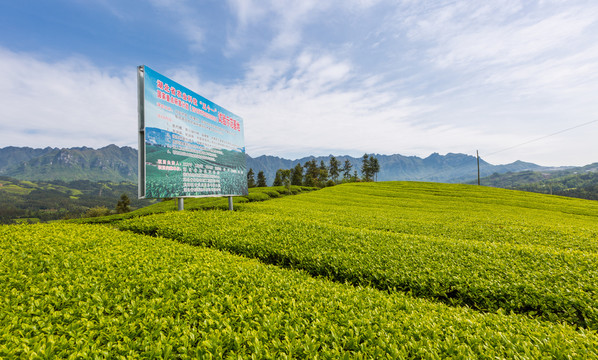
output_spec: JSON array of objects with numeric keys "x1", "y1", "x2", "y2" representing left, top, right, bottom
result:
[
  {"x1": 137, "y1": 66, "x2": 146, "y2": 199},
  {"x1": 178, "y1": 198, "x2": 184, "y2": 211},
  {"x1": 228, "y1": 196, "x2": 233, "y2": 211}
]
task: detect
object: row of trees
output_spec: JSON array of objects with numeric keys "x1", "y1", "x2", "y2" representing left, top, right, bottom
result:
[
  {"x1": 247, "y1": 154, "x2": 380, "y2": 189},
  {"x1": 246, "y1": 169, "x2": 267, "y2": 188},
  {"x1": 361, "y1": 154, "x2": 380, "y2": 182}
]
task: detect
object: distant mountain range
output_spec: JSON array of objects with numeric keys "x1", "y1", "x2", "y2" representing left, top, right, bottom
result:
[
  {"x1": 0, "y1": 145, "x2": 138, "y2": 182},
  {"x1": 0, "y1": 145, "x2": 574, "y2": 184}
]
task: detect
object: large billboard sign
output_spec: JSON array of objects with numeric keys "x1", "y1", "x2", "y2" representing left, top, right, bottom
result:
[{"x1": 137, "y1": 65, "x2": 247, "y2": 199}]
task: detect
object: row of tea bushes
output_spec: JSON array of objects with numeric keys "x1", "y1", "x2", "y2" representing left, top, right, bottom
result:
[
  {"x1": 242, "y1": 182, "x2": 598, "y2": 252},
  {"x1": 120, "y1": 182, "x2": 598, "y2": 329},
  {"x1": 2, "y1": 223, "x2": 597, "y2": 358}
]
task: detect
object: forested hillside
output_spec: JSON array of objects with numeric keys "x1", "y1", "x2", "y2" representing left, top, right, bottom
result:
[
  {"x1": 477, "y1": 163, "x2": 598, "y2": 200},
  {"x1": 0, "y1": 177, "x2": 153, "y2": 223}
]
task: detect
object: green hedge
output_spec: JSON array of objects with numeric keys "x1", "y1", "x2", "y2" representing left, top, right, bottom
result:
[{"x1": 65, "y1": 186, "x2": 317, "y2": 224}]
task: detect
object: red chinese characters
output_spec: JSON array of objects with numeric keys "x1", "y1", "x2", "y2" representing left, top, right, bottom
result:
[
  {"x1": 156, "y1": 79, "x2": 197, "y2": 108},
  {"x1": 157, "y1": 90, "x2": 190, "y2": 110},
  {"x1": 218, "y1": 113, "x2": 241, "y2": 131}
]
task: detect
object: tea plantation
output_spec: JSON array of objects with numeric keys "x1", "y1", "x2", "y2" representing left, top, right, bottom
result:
[{"x1": 2, "y1": 182, "x2": 598, "y2": 357}]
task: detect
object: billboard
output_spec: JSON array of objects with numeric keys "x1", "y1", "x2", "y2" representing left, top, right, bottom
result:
[{"x1": 137, "y1": 65, "x2": 247, "y2": 199}]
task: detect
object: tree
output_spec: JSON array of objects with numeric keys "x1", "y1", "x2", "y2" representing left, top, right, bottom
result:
[
  {"x1": 361, "y1": 154, "x2": 380, "y2": 182},
  {"x1": 116, "y1": 193, "x2": 131, "y2": 213},
  {"x1": 98, "y1": 183, "x2": 110, "y2": 197},
  {"x1": 370, "y1": 157, "x2": 380, "y2": 182},
  {"x1": 83, "y1": 206, "x2": 112, "y2": 218},
  {"x1": 247, "y1": 168, "x2": 256, "y2": 188},
  {"x1": 342, "y1": 159, "x2": 352, "y2": 180},
  {"x1": 291, "y1": 163, "x2": 303, "y2": 186},
  {"x1": 257, "y1": 171, "x2": 267, "y2": 187},
  {"x1": 329, "y1": 156, "x2": 340, "y2": 183},
  {"x1": 303, "y1": 174, "x2": 314, "y2": 187},
  {"x1": 361, "y1": 154, "x2": 372, "y2": 181},
  {"x1": 281, "y1": 169, "x2": 292, "y2": 191},
  {"x1": 318, "y1": 160, "x2": 329, "y2": 186},
  {"x1": 304, "y1": 159, "x2": 319, "y2": 187},
  {"x1": 273, "y1": 170, "x2": 283, "y2": 186}
]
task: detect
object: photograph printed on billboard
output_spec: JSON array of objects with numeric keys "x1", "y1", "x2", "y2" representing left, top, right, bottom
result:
[{"x1": 137, "y1": 65, "x2": 247, "y2": 199}]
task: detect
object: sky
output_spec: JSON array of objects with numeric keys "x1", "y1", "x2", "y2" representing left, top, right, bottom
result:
[{"x1": 1, "y1": 0, "x2": 597, "y2": 166}]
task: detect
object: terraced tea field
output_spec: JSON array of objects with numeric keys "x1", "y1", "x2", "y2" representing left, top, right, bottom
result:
[{"x1": 2, "y1": 182, "x2": 598, "y2": 357}]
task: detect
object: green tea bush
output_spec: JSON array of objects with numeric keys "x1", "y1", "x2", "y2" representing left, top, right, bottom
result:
[
  {"x1": 2, "y1": 223, "x2": 597, "y2": 358},
  {"x1": 245, "y1": 192, "x2": 270, "y2": 202}
]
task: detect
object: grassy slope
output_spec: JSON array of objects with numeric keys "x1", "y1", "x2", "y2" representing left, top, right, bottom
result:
[
  {"x1": 120, "y1": 182, "x2": 598, "y2": 329},
  {"x1": 2, "y1": 224, "x2": 597, "y2": 358}
]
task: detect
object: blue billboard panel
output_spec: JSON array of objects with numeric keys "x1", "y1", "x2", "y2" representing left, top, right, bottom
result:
[{"x1": 137, "y1": 65, "x2": 247, "y2": 199}]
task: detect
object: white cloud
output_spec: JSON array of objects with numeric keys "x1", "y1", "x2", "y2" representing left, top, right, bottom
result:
[
  {"x1": 225, "y1": 0, "x2": 332, "y2": 54},
  {"x1": 87, "y1": 0, "x2": 129, "y2": 20},
  {"x1": 0, "y1": 47, "x2": 137, "y2": 149},
  {"x1": 200, "y1": 51, "x2": 436, "y2": 159},
  {"x1": 434, "y1": 11, "x2": 595, "y2": 69},
  {"x1": 226, "y1": 0, "x2": 268, "y2": 28},
  {"x1": 399, "y1": 1, "x2": 598, "y2": 73},
  {"x1": 148, "y1": 0, "x2": 205, "y2": 52}
]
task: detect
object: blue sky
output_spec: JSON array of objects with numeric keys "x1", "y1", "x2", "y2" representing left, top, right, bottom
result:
[{"x1": 1, "y1": 0, "x2": 597, "y2": 166}]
